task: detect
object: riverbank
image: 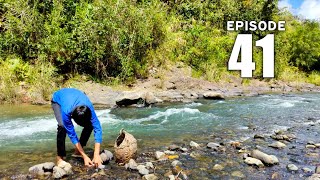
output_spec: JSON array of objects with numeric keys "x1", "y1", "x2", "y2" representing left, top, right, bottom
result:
[{"x1": 9, "y1": 64, "x2": 320, "y2": 107}]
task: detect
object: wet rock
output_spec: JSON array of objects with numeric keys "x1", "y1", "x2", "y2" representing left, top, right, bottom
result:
[
  {"x1": 125, "y1": 159, "x2": 138, "y2": 170},
  {"x1": 231, "y1": 171, "x2": 245, "y2": 178},
  {"x1": 203, "y1": 92, "x2": 224, "y2": 100},
  {"x1": 29, "y1": 164, "x2": 45, "y2": 176},
  {"x1": 244, "y1": 157, "x2": 264, "y2": 167},
  {"x1": 287, "y1": 164, "x2": 298, "y2": 171},
  {"x1": 306, "y1": 145, "x2": 317, "y2": 149},
  {"x1": 190, "y1": 141, "x2": 200, "y2": 148},
  {"x1": 142, "y1": 174, "x2": 158, "y2": 180},
  {"x1": 155, "y1": 151, "x2": 167, "y2": 160},
  {"x1": 212, "y1": 164, "x2": 224, "y2": 171},
  {"x1": 171, "y1": 160, "x2": 182, "y2": 167},
  {"x1": 53, "y1": 166, "x2": 67, "y2": 179},
  {"x1": 145, "y1": 162, "x2": 154, "y2": 170},
  {"x1": 254, "y1": 134, "x2": 266, "y2": 139},
  {"x1": 315, "y1": 166, "x2": 320, "y2": 174},
  {"x1": 100, "y1": 149, "x2": 114, "y2": 163},
  {"x1": 303, "y1": 167, "x2": 313, "y2": 173},
  {"x1": 43, "y1": 162, "x2": 55, "y2": 171},
  {"x1": 251, "y1": 150, "x2": 279, "y2": 165},
  {"x1": 137, "y1": 165, "x2": 149, "y2": 175},
  {"x1": 168, "y1": 144, "x2": 181, "y2": 151},
  {"x1": 269, "y1": 141, "x2": 286, "y2": 149},
  {"x1": 307, "y1": 174, "x2": 320, "y2": 180}
]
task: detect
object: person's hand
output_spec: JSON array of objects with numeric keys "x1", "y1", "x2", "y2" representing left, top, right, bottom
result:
[
  {"x1": 92, "y1": 154, "x2": 103, "y2": 168},
  {"x1": 83, "y1": 154, "x2": 94, "y2": 167}
]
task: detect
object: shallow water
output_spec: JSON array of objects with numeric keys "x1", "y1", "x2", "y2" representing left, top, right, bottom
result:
[{"x1": 1, "y1": 93, "x2": 320, "y2": 179}]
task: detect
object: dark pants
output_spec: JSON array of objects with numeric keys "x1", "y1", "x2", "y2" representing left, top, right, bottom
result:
[{"x1": 52, "y1": 102, "x2": 93, "y2": 157}]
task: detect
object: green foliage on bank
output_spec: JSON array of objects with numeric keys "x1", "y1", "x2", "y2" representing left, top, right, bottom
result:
[{"x1": 0, "y1": 0, "x2": 320, "y2": 102}]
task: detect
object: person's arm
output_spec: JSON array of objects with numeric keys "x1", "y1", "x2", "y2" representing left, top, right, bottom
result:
[
  {"x1": 90, "y1": 108, "x2": 103, "y2": 167},
  {"x1": 62, "y1": 112, "x2": 94, "y2": 167}
]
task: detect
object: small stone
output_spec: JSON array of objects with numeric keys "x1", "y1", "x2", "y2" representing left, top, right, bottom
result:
[
  {"x1": 190, "y1": 141, "x2": 200, "y2": 148},
  {"x1": 269, "y1": 141, "x2": 286, "y2": 149},
  {"x1": 142, "y1": 174, "x2": 158, "y2": 180},
  {"x1": 315, "y1": 166, "x2": 320, "y2": 174},
  {"x1": 100, "y1": 149, "x2": 114, "y2": 163},
  {"x1": 155, "y1": 151, "x2": 167, "y2": 160},
  {"x1": 271, "y1": 172, "x2": 280, "y2": 179},
  {"x1": 230, "y1": 141, "x2": 242, "y2": 149},
  {"x1": 302, "y1": 167, "x2": 313, "y2": 173},
  {"x1": 190, "y1": 151, "x2": 201, "y2": 158},
  {"x1": 308, "y1": 141, "x2": 316, "y2": 145},
  {"x1": 171, "y1": 160, "x2": 182, "y2": 167},
  {"x1": 29, "y1": 164, "x2": 45, "y2": 176},
  {"x1": 231, "y1": 171, "x2": 245, "y2": 178},
  {"x1": 179, "y1": 147, "x2": 188, "y2": 152},
  {"x1": 145, "y1": 162, "x2": 154, "y2": 170},
  {"x1": 164, "y1": 150, "x2": 176, "y2": 155},
  {"x1": 254, "y1": 134, "x2": 265, "y2": 139},
  {"x1": 315, "y1": 144, "x2": 320, "y2": 148},
  {"x1": 125, "y1": 159, "x2": 138, "y2": 170},
  {"x1": 251, "y1": 150, "x2": 279, "y2": 165},
  {"x1": 243, "y1": 153, "x2": 249, "y2": 159},
  {"x1": 306, "y1": 145, "x2": 317, "y2": 149},
  {"x1": 168, "y1": 175, "x2": 175, "y2": 180},
  {"x1": 207, "y1": 142, "x2": 225, "y2": 152},
  {"x1": 137, "y1": 165, "x2": 149, "y2": 175},
  {"x1": 168, "y1": 145, "x2": 181, "y2": 151},
  {"x1": 42, "y1": 162, "x2": 55, "y2": 171},
  {"x1": 212, "y1": 164, "x2": 224, "y2": 171},
  {"x1": 53, "y1": 166, "x2": 67, "y2": 179},
  {"x1": 307, "y1": 174, "x2": 320, "y2": 180},
  {"x1": 244, "y1": 157, "x2": 264, "y2": 167},
  {"x1": 287, "y1": 164, "x2": 298, "y2": 171}
]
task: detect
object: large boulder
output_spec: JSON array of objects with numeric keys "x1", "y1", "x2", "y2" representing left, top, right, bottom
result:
[{"x1": 116, "y1": 92, "x2": 145, "y2": 107}]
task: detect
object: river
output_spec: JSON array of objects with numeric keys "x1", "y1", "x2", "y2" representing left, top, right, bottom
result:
[{"x1": 1, "y1": 93, "x2": 320, "y2": 179}]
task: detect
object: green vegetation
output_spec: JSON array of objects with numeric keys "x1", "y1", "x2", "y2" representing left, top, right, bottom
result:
[{"x1": 0, "y1": 0, "x2": 320, "y2": 103}]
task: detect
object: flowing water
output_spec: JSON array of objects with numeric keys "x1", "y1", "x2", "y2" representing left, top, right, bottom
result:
[{"x1": 1, "y1": 93, "x2": 320, "y2": 179}]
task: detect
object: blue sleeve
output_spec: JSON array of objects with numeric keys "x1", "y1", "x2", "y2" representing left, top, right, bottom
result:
[
  {"x1": 62, "y1": 111, "x2": 79, "y2": 145},
  {"x1": 90, "y1": 108, "x2": 102, "y2": 144}
]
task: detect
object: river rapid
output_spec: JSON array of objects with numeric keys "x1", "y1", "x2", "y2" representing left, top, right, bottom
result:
[{"x1": 1, "y1": 93, "x2": 320, "y2": 179}]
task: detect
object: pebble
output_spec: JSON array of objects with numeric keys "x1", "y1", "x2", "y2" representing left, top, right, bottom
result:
[
  {"x1": 168, "y1": 175, "x2": 175, "y2": 180},
  {"x1": 142, "y1": 174, "x2": 158, "y2": 180},
  {"x1": 244, "y1": 157, "x2": 264, "y2": 167},
  {"x1": 137, "y1": 165, "x2": 149, "y2": 175},
  {"x1": 190, "y1": 151, "x2": 201, "y2": 158},
  {"x1": 179, "y1": 147, "x2": 188, "y2": 152},
  {"x1": 155, "y1": 151, "x2": 167, "y2": 160},
  {"x1": 164, "y1": 150, "x2": 176, "y2": 155},
  {"x1": 212, "y1": 164, "x2": 224, "y2": 171},
  {"x1": 315, "y1": 144, "x2": 320, "y2": 148},
  {"x1": 254, "y1": 134, "x2": 265, "y2": 139},
  {"x1": 287, "y1": 164, "x2": 298, "y2": 171},
  {"x1": 308, "y1": 141, "x2": 315, "y2": 145},
  {"x1": 306, "y1": 145, "x2": 317, "y2": 149},
  {"x1": 190, "y1": 141, "x2": 200, "y2": 148},
  {"x1": 231, "y1": 171, "x2": 245, "y2": 178},
  {"x1": 100, "y1": 149, "x2": 114, "y2": 163},
  {"x1": 315, "y1": 166, "x2": 320, "y2": 174},
  {"x1": 302, "y1": 167, "x2": 313, "y2": 173},
  {"x1": 168, "y1": 145, "x2": 181, "y2": 151},
  {"x1": 269, "y1": 141, "x2": 286, "y2": 149},
  {"x1": 207, "y1": 142, "x2": 225, "y2": 152},
  {"x1": 125, "y1": 159, "x2": 138, "y2": 170},
  {"x1": 306, "y1": 174, "x2": 320, "y2": 180},
  {"x1": 171, "y1": 160, "x2": 182, "y2": 167},
  {"x1": 145, "y1": 162, "x2": 154, "y2": 170},
  {"x1": 251, "y1": 150, "x2": 279, "y2": 165}
]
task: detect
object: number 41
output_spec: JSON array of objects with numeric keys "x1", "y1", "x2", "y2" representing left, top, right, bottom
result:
[{"x1": 228, "y1": 34, "x2": 274, "y2": 78}]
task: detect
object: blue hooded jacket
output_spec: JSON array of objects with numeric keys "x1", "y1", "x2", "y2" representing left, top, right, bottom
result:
[{"x1": 52, "y1": 88, "x2": 102, "y2": 145}]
